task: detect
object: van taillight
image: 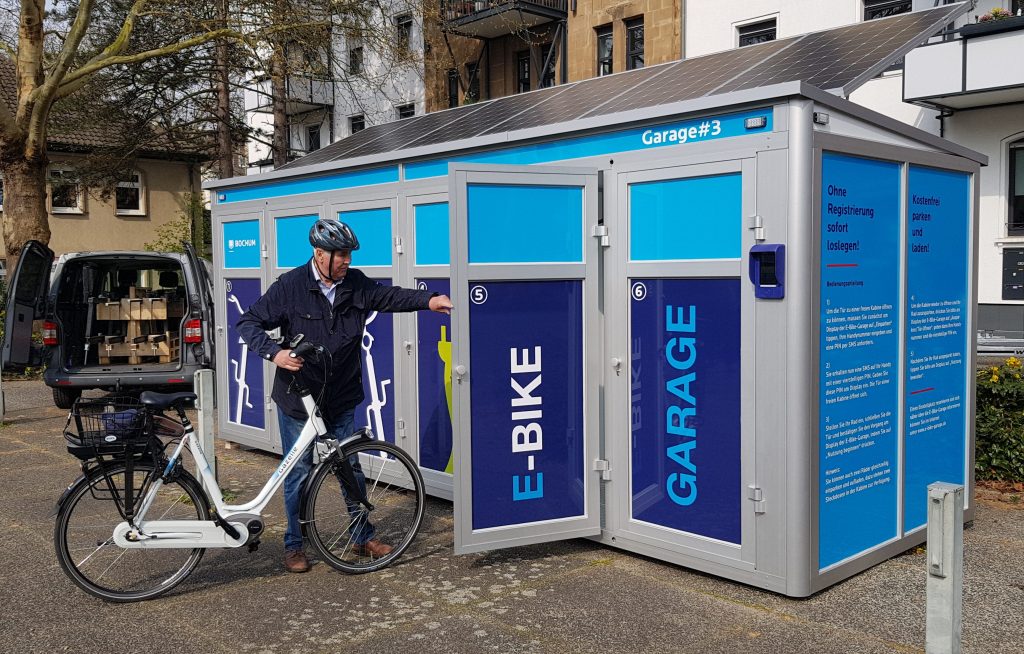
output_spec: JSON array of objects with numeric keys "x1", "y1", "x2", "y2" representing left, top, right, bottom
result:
[
  {"x1": 42, "y1": 321, "x2": 58, "y2": 346},
  {"x1": 184, "y1": 319, "x2": 203, "y2": 344}
]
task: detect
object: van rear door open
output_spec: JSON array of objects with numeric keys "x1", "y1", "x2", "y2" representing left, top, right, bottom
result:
[{"x1": 2, "y1": 240, "x2": 54, "y2": 372}]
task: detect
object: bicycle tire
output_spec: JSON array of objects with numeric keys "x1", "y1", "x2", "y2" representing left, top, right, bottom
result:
[
  {"x1": 54, "y1": 462, "x2": 210, "y2": 602},
  {"x1": 303, "y1": 440, "x2": 425, "y2": 574}
]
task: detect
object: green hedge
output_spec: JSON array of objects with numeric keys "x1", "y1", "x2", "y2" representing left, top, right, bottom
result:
[{"x1": 976, "y1": 357, "x2": 1024, "y2": 482}]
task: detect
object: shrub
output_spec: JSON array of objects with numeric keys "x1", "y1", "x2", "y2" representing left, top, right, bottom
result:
[{"x1": 975, "y1": 357, "x2": 1024, "y2": 481}]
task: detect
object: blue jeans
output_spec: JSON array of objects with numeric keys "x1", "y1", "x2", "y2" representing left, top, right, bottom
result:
[{"x1": 277, "y1": 408, "x2": 376, "y2": 552}]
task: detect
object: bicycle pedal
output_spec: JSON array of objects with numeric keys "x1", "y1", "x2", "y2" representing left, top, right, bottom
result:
[{"x1": 247, "y1": 540, "x2": 260, "y2": 553}]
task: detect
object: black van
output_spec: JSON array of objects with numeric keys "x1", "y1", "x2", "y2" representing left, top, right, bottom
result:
[{"x1": 2, "y1": 240, "x2": 215, "y2": 408}]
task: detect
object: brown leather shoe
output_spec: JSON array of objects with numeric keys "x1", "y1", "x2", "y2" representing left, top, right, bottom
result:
[
  {"x1": 353, "y1": 539, "x2": 393, "y2": 557},
  {"x1": 284, "y1": 549, "x2": 311, "y2": 573}
]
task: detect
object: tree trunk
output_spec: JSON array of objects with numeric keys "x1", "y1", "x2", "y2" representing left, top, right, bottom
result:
[
  {"x1": 214, "y1": 0, "x2": 234, "y2": 178},
  {"x1": 270, "y1": 46, "x2": 288, "y2": 169},
  {"x1": 2, "y1": 157, "x2": 50, "y2": 271}
]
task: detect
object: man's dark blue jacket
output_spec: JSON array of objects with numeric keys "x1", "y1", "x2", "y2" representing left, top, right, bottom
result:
[{"x1": 236, "y1": 259, "x2": 434, "y2": 421}]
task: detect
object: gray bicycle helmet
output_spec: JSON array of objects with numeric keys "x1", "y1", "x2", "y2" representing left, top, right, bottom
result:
[{"x1": 309, "y1": 219, "x2": 360, "y2": 251}]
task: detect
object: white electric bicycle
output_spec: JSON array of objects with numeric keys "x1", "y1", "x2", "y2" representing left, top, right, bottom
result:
[{"x1": 52, "y1": 340, "x2": 425, "y2": 602}]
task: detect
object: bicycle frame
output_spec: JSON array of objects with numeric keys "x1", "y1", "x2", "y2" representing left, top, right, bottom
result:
[{"x1": 112, "y1": 392, "x2": 344, "y2": 549}]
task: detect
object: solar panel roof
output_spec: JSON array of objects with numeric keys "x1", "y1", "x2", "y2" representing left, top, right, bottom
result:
[{"x1": 275, "y1": 3, "x2": 967, "y2": 172}]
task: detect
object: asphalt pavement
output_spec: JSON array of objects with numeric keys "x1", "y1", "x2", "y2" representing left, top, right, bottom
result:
[{"x1": 1, "y1": 379, "x2": 1021, "y2": 654}]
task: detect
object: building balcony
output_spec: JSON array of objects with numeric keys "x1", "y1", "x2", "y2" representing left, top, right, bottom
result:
[
  {"x1": 904, "y1": 16, "x2": 1024, "y2": 111},
  {"x1": 440, "y1": 0, "x2": 567, "y2": 39},
  {"x1": 248, "y1": 74, "x2": 333, "y2": 115}
]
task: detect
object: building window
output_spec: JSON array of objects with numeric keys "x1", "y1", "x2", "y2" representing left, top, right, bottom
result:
[
  {"x1": 306, "y1": 125, "x2": 321, "y2": 152},
  {"x1": 395, "y1": 14, "x2": 413, "y2": 56},
  {"x1": 626, "y1": 18, "x2": 644, "y2": 70},
  {"x1": 447, "y1": 69, "x2": 460, "y2": 108},
  {"x1": 596, "y1": 25, "x2": 613, "y2": 77},
  {"x1": 349, "y1": 46, "x2": 363, "y2": 75},
  {"x1": 349, "y1": 114, "x2": 365, "y2": 134},
  {"x1": 540, "y1": 43, "x2": 556, "y2": 87},
  {"x1": 1010, "y1": 140, "x2": 1024, "y2": 235},
  {"x1": 863, "y1": 0, "x2": 912, "y2": 21},
  {"x1": 115, "y1": 171, "x2": 145, "y2": 215},
  {"x1": 465, "y1": 62, "x2": 481, "y2": 102},
  {"x1": 738, "y1": 19, "x2": 776, "y2": 47},
  {"x1": 396, "y1": 103, "x2": 415, "y2": 120},
  {"x1": 1003, "y1": 248, "x2": 1024, "y2": 300},
  {"x1": 49, "y1": 168, "x2": 84, "y2": 214},
  {"x1": 516, "y1": 51, "x2": 531, "y2": 93}
]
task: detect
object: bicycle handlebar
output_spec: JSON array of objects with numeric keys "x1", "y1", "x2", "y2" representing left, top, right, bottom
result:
[{"x1": 290, "y1": 341, "x2": 319, "y2": 359}]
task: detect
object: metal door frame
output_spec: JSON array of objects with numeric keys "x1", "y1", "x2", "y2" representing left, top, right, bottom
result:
[
  {"x1": 450, "y1": 163, "x2": 602, "y2": 554},
  {"x1": 602, "y1": 155, "x2": 759, "y2": 571}
]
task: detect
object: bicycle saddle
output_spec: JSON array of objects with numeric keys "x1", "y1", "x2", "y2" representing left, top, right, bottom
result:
[{"x1": 139, "y1": 391, "x2": 197, "y2": 409}]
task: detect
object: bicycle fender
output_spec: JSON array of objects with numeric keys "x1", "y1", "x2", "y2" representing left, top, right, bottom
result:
[
  {"x1": 298, "y1": 452, "x2": 339, "y2": 528},
  {"x1": 51, "y1": 478, "x2": 83, "y2": 518},
  {"x1": 50, "y1": 463, "x2": 115, "y2": 517}
]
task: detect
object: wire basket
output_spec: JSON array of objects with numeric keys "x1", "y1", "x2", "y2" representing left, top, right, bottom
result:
[{"x1": 64, "y1": 396, "x2": 150, "y2": 458}]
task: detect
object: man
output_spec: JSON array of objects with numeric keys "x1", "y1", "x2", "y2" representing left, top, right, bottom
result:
[{"x1": 237, "y1": 219, "x2": 453, "y2": 573}]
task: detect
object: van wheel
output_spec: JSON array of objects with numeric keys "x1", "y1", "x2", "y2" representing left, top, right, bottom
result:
[{"x1": 52, "y1": 387, "x2": 82, "y2": 410}]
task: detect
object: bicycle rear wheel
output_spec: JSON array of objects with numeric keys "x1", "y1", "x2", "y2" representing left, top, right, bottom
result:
[
  {"x1": 54, "y1": 463, "x2": 210, "y2": 602},
  {"x1": 303, "y1": 440, "x2": 425, "y2": 573}
]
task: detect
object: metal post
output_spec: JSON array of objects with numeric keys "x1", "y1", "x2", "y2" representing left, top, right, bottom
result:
[
  {"x1": 194, "y1": 368, "x2": 216, "y2": 480},
  {"x1": 926, "y1": 482, "x2": 964, "y2": 654}
]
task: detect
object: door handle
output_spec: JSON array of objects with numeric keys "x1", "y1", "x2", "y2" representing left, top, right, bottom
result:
[{"x1": 454, "y1": 364, "x2": 467, "y2": 382}]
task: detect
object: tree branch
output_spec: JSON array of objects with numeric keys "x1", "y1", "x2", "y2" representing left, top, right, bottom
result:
[{"x1": 57, "y1": 27, "x2": 241, "y2": 93}]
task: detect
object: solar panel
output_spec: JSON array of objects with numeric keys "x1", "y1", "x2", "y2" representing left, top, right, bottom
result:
[
  {"x1": 404, "y1": 84, "x2": 574, "y2": 149},
  {"x1": 277, "y1": 118, "x2": 410, "y2": 170},
  {"x1": 273, "y1": 4, "x2": 969, "y2": 173},
  {"x1": 481, "y1": 64, "x2": 679, "y2": 135},
  {"x1": 713, "y1": 4, "x2": 965, "y2": 95},
  {"x1": 584, "y1": 38, "x2": 795, "y2": 118}
]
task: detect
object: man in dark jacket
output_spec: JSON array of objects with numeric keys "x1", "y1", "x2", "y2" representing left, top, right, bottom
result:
[{"x1": 237, "y1": 219, "x2": 452, "y2": 572}]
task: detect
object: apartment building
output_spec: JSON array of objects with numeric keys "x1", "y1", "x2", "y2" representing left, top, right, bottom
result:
[
  {"x1": 246, "y1": 2, "x2": 427, "y2": 174},
  {"x1": 425, "y1": 1, "x2": 681, "y2": 111}
]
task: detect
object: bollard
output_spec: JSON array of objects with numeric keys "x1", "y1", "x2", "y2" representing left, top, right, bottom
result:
[
  {"x1": 194, "y1": 368, "x2": 216, "y2": 481},
  {"x1": 925, "y1": 482, "x2": 964, "y2": 654}
]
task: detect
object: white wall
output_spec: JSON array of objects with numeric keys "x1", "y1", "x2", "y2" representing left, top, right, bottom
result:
[
  {"x1": 683, "y1": 0, "x2": 860, "y2": 57},
  {"x1": 944, "y1": 107, "x2": 1024, "y2": 305},
  {"x1": 849, "y1": 74, "x2": 939, "y2": 135},
  {"x1": 333, "y1": 1, "x2": 427, "y2": 139}
]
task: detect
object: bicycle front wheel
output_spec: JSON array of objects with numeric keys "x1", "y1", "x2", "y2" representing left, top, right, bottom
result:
[
  {"x1": 54, "y1": 463, "x2": 210, "y2": 602},
  {"x1": 303, "y1": 440, "x2": 425, "y2": 573}
]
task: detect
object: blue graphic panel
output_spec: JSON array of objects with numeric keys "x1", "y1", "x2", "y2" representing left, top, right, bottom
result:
[
  {"x1": 415, "y1": 203, "x2": 450, "y2": 266},
  {"x1": 904, "y1": 167, "x2": 971, "y2": 530},
  {"x1": 629, "y1": 278, "x2": 741, "y2": 543},
  {"x1": 275, "y1": 214, "x2": 318, "y2": 268},
  {"x1": 417, "y1": 278, "x2": 453, "y2": 472},
  {"x1": 223, "y1": 220, "x2": 261, "y2": 269},
  {"x1": 406, "y1": 108, "x2": 772, "y2": 180},
  {"x1": 219, "y1": 166, "x2": 399, "y2": 203},
  {"x1": 339, "y1": 208, "x2": 392, "y2": 267},
  {"x1": 226, "y1": 278, "x2": 265, "y2": 429},
  {"x1": 354, "y1": 278, "x2": 396, "y2": 444},
  {"x1": 630, "y1": 174, "x2": 742, "y2": 261},
  {"x1": 467, "y1": 185, "x2": 583, "y2": 264},
  {"x1": 469, "y1": 280, "x2": 585, "y2": 530},
  {"x1": 819, "y1": 153, "x2": 901, "y2": 570}
]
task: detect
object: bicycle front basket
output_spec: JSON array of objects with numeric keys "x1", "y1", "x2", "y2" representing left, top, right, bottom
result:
[{"x1": 64, "y1": 396, "x2": 148, "y2": 457}]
